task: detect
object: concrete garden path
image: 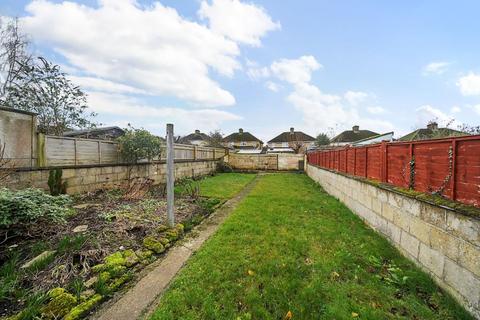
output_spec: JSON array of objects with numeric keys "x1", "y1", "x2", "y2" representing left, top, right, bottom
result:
[{"x1": 93, "y1": 174, "x2": 260, "y2": 320}]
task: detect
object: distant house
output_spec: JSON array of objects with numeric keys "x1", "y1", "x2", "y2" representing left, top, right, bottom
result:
[
  {"x1": 352, "y1": 131, "x2": 394, "y2": 146},
  {"x1": 399, "y1": 122, "x2": 468, "y2": 141},
  {"x1": 223, "y1": 128, "x2": 263, "y2": 150},
  {"x1": 267, "y1": 127, "x2": 315, "y2": 153},
  {"x1": 63, "y1": 126, "x2": 125, "y2": 140},
  {"x1": 181, "y1": 129, "x2": 210, "y2": 146},
  {"x1": 330, "y1": 125, "x2": 378, "y2": 146}
]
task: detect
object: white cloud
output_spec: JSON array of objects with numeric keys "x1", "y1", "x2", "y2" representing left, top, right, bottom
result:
[
  {"x1": 286, "y1": 82, "x2": 394, "y2": 134},
  {"x1": 246, "y1": 66, "x2": 270, "y2": 80},
  {"x1": 271, "y1": 56, "x2": 322, "y2": 84},
  {"x1": 68, "y1": 76, "x2": 147, "y2": 95},
  {"x1": 457, "y1": 72, "x2": 480, "y2": 96},
  {"x1": 22, "y1": 0, "x2": 279, "y2": 107},
  {"x1": 87, "y1": 91, "x2": 242, "y2": 135},
  {"x1": 198, "y1": 0, "x2": 280, "y2": 47},
  {"x1": 472, "y1": 105, "x2": 480, "y2": 115},
  {"x1": 451, "y1": 106, "x2": 461, "y2": 113},
  {"x1": 265, "y1": 81, "x2": 280, "y2": 92},
  {"x1": 344, "y1": 91, "x2": 369, "y2": 106},
  {"x1": 414, "y1": 105, "x2": 457, "y2": 128},
  {"x1": 367, "y1": 106, "x2": 386, "y2": 114},
  {"x1": 422, "y1": 61, "x2": 450, "y2": 75}
]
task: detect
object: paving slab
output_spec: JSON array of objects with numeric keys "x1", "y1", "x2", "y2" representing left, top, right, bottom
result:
[{"x1": 93, "y1": 174, "x2": 260, "y2": 320}]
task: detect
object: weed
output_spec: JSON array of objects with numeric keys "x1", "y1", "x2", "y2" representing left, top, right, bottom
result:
[
  {"x1": 0, "y1": 251, "x2": 20, "y2": 301},
  {"x1": 57, "y1": 234, "x2": 87, "y2": 254},
  {"x1": 70, "y1": 278, "x2": 86, "y2": 300}
]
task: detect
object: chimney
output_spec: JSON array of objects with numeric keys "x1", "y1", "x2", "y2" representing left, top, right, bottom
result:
[
  {"x1": 427, "y1": 122, "x2": 438, "y2": 131},
  {"x1": 290, "y1": 127, "x2": 295, "y2": 134},
  {"x1": 352, "y1": 125, "x2": 360, "y2": 133},
  {"x1": 239, "y1": 128, "x2": 243, "y2": 133},
  {"x1": 195, "y1": 129, "x2": 200, "y2": 134}
]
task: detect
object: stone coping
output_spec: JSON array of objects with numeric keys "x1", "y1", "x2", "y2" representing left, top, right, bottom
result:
[
  {"x1": 10, "y1": 159, "x2": 220, "y2": 172},
  {"x1": 308, "y1": 163, "x2": 480, "y2": 221}
]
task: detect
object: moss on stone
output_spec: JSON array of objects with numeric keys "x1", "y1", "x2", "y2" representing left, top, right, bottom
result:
[
  {"x1": 164, "y1": 229, "x2": 179, "y2": 241},
  {"x1": 143, "y1": 236, "x2": 165, "y2": 254},
  {"x1": 64, "y1": 294, "x2": 102, "y2": 320},
  {"x1": 156, "y1": 224, "x2": 169, "y2": 232},
  {"x1": 108, "y1": 273, "x2": 132, "y2": 292},
  {"x1": 41, "y1": 288, "x2": 78, "y2": 319},
  {"x1": 91, "y1": 263, "x2": 106, "y2": 273},
  {"x1": 135, "y1": 249, "x2": 154, "y2": 261},
  {"x1": 123, "y1": 249, "x2": 139, "y2": 267},
  {"x1": 104, "y1": 251, "x2": 125, "y2": 267},
  {"x1": 159, "y1": 237, "x2": 170, "y2": 246},
  {"x1": 175, "y1": 223, "x2": 185, "y2": 235}
]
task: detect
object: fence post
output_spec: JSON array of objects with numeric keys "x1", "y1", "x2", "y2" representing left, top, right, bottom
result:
[
  {"x1": 451, "y1": 139, "x2": 457, "y2": 200},
  {"x1": 381, "y1": 141, "x2": 387, "y2": 182},
  {"x1": 166, "y1": 124, "x2": 175, "y2": 228},
  {"x1": 213, "y1": 148, "x2": 216, "y2": 160},
  {"x1": 364, "y1": 147, "x2": 368, "y2": 178},
  {"x1": 193, "y1": 145, "x2": 197, "y2": 160},
  {"x1": 98, "y1": 141, "x2": 101, "y2": 164},
  {"x1": 37, "y1": 133, "x2": 46, "y2": 167},
  {"x1": 74, "y1": 139, "x2": 78, "y2": 166},
  {"x1": 353, "y1": 148, "x2": 357, "y2": 176}
]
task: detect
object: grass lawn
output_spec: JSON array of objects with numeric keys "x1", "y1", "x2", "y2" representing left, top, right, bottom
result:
[
  {"x1": 151, "y1": 173, "x2": 472, "y2": 320},
  {"x1": 177, "y1": 173, "x2": 257, "y2": 199}
]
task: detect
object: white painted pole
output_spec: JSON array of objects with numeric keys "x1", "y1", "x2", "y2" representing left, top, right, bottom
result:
[{"x1": 166, "y1": 123, "x2": 175, "y2": 227}]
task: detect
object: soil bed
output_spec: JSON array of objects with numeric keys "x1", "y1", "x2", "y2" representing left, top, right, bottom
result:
[{"x1": 0, "y1": 181, "x2": 220, "y2": 319}]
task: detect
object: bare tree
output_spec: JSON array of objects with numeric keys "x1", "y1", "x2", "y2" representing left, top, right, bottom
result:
[
  {"x1": 0, "y1": 139, "x2": 13, "y2": 184},
  {"x1": 3, "y1": 57, "x2": 97, "y2": 135},
  {"x1": 208, "y1": 130, "x2": 224, "y2": 147},
  {"x1": 0, "y1": 17, "x2": 31, "y2": 100}
]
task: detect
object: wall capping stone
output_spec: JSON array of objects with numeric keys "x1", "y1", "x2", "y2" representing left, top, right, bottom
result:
[{"x1": 307, "y1": 163, "x2": 480, "y2": 221}]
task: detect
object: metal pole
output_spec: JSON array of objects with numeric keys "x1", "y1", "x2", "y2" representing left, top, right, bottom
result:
[{"x1": 166, "y1": 123, "x2": 175, "y2": 227}]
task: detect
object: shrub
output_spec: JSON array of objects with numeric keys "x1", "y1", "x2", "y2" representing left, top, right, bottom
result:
[
  {"x1": 0, "y1": 188, "x2": 73, "y2": 228},
  {"x1": 48, "y1": 168, "x2": 67, "y2": 195},
  {"x1": 117, "y1": 126, "x2": 163, "y2": 163}
]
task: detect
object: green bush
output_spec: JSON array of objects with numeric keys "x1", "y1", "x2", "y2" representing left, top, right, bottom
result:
[
  {"x1": 0, "y1": 188, "x2": 73, "y2": 228},
  {"x1": 117, "y1": 126, "x2": 162, "y2": 163}
]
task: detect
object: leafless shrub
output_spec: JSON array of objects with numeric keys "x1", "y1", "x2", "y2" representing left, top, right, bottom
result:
[{"x1": 0, "y1": 139, "x2": 13, "y2": 183}]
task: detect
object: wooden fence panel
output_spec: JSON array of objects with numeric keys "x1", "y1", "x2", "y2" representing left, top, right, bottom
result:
[
  {"x1": 387, "y1": 144, "x2": 410, "y2": 188},
  {"x1": 455, "y1": 139, "x2": 480, "y2": 206},
  {"x1": 307, "y1": 135, "x2": 480, "y2": 208},
  {"x1": 45, "y1": 136, "x2": 76, "y2": 166},
  {"x1": 100, "y1": 142, "x2": 119, "y2": 164}
]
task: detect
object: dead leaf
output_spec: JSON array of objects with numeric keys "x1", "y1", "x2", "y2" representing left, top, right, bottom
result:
[
  {"x1": 330, "y1": 271, "x2": 340, "y2": 280},
  {"x1": 247, "y1": 270, "x2": 255, "y2": 276},
  {"x1": 304, "y1": 257, "x2": 313, "y2": 265},
  {"x1": 352, "y1": 312, "x2": 359, "y2": 318},
  {"x1": 284, "y1": 310, "x2": 293, "y2": 320}
]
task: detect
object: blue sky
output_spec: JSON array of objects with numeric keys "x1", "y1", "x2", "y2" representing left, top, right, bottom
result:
[{"x1": 1, "y1": 0, "x2": 479, "y2": 141}]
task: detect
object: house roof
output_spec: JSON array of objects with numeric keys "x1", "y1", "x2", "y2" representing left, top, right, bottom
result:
[
  {"x1": 331, "y1": 126, "x2": 379, "y2": 143},
  {"x1": 268, "y1": 130, "x2": 315, "y2": 143},
  {"x1": 63, "y1": 126, "x2": 125, "y2": 137},
  {"x1": 398, "y1": 128, "x2": 468, "y2": 141},
  {"x1": 351, "y1": 131, "x2": 394, "y2": 145},
  {"x1": 223, "y1": 130, "x2": 263, "y2": 143},
  {"x1": 181, "y1": 130, "x2": 209, "y2": 142}
]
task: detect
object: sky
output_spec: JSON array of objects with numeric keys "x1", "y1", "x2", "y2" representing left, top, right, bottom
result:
[{"x1": 1, "y1": 0, "x2": 480, "y2": 141}]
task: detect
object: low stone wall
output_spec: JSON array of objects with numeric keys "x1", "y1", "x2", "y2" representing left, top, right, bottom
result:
[
  {"x1": 226, "y1": 154, "x2": 304, "y2": 171},
  {"x1": 5, "y1": 160, "x2": 218, "y2": 194},
  {"x1": 306, "y1": 164, "x2": 480, "y2": 318}
]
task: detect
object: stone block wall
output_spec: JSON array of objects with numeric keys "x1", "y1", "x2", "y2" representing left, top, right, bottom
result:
[
  {"x1": 226, "y1": 154, "x2": 304, "y2": 171},
  {"x1": 5, "y1": 160, "x2": 218, "y2": 194},
  {"x1": 306, "y1": 164, "x2": 480, "y2": 318}
]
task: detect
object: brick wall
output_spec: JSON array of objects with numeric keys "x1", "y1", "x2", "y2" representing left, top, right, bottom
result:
[
  {"x1": 306, "y1": 163, "x2": 480, "y2": 318},
  {"x1": 5, "y1": 160, "x2": 218, "y2": 194}
]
